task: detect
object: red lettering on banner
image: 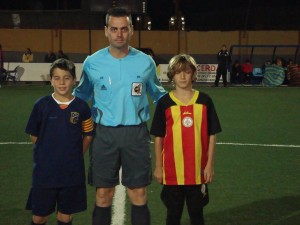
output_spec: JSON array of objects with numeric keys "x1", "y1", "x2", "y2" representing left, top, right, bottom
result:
[{"x1": 199, "y1": 64, "x2": 217, "y2": 72}]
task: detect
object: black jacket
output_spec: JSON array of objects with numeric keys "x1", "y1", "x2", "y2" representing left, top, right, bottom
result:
[{"x1": 217, "y1": 50, "x2": 231, "y2": 69}]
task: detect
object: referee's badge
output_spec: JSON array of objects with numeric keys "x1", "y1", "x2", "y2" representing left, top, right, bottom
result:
[
  {"x1": 132, "y1": 82, "x2": 143, "y2": 96},
  {"x1": 70, "y1": 112, "x2": 79, "y2": 124}
]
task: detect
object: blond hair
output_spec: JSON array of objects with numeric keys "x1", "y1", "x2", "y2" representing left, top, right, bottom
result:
[{"x1": 167, "y1": 54, "x2": 197, "y2": 82}]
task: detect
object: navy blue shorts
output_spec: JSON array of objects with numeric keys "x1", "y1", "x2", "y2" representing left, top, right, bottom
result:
[{"x1": 26, "y1": 185, "x2": 87, "y2": 216}]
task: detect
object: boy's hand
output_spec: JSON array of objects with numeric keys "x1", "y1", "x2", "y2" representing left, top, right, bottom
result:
[
  {"x1": 154, "y1": 167, "x2": 163, "y2": 184},
  {"x1": 204, "y1": 164, "x2": 214, "y2": 183}
]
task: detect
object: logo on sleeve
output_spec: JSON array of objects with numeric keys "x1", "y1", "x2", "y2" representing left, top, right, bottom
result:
[
  {"x1": 132, "y1": 82, "x2": 143, "y2": 96},
  {"x1": 70, "y1": 112, "x2": 79, "y2": 124}
]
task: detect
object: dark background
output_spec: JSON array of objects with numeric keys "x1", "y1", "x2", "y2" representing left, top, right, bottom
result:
[{"x1": 0, "y1": 0, "x2": 299, "y2": 30}]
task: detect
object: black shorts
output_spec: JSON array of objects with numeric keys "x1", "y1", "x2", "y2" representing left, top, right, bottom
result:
[
  {"x1": 88, "y1": 123, "x2": 152, "y2": 188},
  {"x1": 26, "y1": 185, "x2": 87, "y2": 216},
  {"x1": 161, "y1": 184, "x2": 209, "y2": 211}
]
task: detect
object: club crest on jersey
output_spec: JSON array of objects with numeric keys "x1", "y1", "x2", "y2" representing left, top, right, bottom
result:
[
  {"x1": 132, "y1": 82, "x2": 143, "y2": 96},
  {"x1": 182, "y1": 116, "x2": 193, "y2": 127},
  {"x1": 70, "y1": 112, "x2": 79, "y2": 124}
]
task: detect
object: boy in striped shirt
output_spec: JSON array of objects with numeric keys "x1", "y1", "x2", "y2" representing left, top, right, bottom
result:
[{"x1": 150, "y1": 54, "x2": 222, "y2": 225}]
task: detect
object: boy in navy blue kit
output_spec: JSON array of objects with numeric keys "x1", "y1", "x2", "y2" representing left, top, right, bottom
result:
[{"x1": 25, "y1": 58, "x2": 94, "y2": 225}]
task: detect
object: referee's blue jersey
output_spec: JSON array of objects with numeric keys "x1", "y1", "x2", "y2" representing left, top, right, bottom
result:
[{"x1": 74, "y1": 47, "x2": 166, "y2": 126}]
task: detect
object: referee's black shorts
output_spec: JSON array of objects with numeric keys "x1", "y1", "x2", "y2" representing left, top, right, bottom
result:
[{"x1": 88, "y1": 123, "x2": 152, "y2": 188}]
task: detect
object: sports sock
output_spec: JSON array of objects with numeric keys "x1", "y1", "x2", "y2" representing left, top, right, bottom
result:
[
  {"x1": 92, "y1": 205, "x2": 111, "y2": 225},
  {"x1": 131, "y1": 203, "x2": 150, "y2": 225},
  {"x1": 31, "y1": 222, "x2": 46, "y2": 225},
  {"x1": 189, "y1": 208, "x2": 204, "y2": 225},
  {"x1": 57, "y1": 220, "x2": 72, "y2": 225}
]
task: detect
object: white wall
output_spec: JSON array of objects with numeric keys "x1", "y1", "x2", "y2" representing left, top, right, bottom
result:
[
  {"x1": 4, "y1": 62, "x2": 83, "y2": 82},
  {"x1": 4, "y1": 62, "x2": 222, "y2": 83}
]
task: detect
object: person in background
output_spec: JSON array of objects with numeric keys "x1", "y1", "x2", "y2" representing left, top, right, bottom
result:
[
  {"x1": 44, "y1": 50, "x2": 57, "y2": 63},
  {"x1": 274, "y1": 57, "x2": 283, "y2": 67},
  {"x1": 0, "y1": 44, "x2": 7, "y2": 86},
  {"x1": 283, "y1": 58, "x2": 294, "y2": 85},
  {"x1": 261, "y1": 60, "x2": 271, "y2": 74},
  {"x1": 241, "y1": 59, "x2": 253, "y2": 84},
  {"x1": 286, "y1": 60, "x2": 300, "y2": 86},
  {"x1": 150, "y1": 54, "x2": 222, "y2": 225},
  {"x1": 73, "y1": 7, "x2": 166, "y2": 225},
  {"x1": 22, "y1": 48, "x2": 34, "y2": 62},
  {"x1": 57, "y1": 50, "x2": 69, "y2": 60},
  {"x1": 25, "y1": 58, "x2": 94, "y2": 225},
  {"x1": 212, "y1": 44, "x2": 231, "y2": 87},
  {"x1": 0, "y1": 44, "x2": 3, "y2": 69},
  {"x1": 230, "y1": 60, "x2": 241, "y2": 84}
]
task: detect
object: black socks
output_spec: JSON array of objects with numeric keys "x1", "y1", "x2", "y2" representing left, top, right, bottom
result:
[
  {"x1": 92, "y1": 205, "x2": 112, "y2": 225},
  {"x1": 92, "y1": 203, "x2": 150, "y2": 225},
  {"x1": 131, "y1": 203, "x2": 150, "y2": 225}
]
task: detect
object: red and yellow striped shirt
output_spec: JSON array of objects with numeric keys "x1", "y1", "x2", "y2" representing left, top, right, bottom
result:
[{"x1": 150, "y1": 91, "x2": 221, "y2": 185}]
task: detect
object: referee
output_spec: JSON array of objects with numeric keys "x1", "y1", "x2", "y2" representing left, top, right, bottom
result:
[{"x1": 74, "y1": 7, "x2": 166, "y2": 225}]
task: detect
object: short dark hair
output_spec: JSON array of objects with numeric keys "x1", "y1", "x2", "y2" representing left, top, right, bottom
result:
[
  {"x1": 50, "y1": 58, "x2": 76, "y2": 79},
  {"x1": 105, "y1": 7, "x2": 132, "y2": 26}
]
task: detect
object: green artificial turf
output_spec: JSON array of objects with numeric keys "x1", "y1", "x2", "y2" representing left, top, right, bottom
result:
[{"x1": 0, "y1": 84, "x2": 299, "y2": 225}]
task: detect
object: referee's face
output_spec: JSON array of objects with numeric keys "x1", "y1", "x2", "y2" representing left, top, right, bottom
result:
[{"x1": 105, "y1": 16, "x2": 133, "y2": 51}]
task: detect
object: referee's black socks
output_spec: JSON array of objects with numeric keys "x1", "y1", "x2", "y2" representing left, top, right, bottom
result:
[
  {"x1": 92, "y1": 205, "x2": 111, "y2": 225},
  {"x1": 131, "y1": 203, "x2": 150, "y2": 225}
]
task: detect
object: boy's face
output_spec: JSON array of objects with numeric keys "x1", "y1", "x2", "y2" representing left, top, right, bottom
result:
[
  {"x1": 50, "y1": 68, "x2": 76, "y2": 99},
  {"x1": 173, "y1": 68, "x2": 194, "y2": 89}
]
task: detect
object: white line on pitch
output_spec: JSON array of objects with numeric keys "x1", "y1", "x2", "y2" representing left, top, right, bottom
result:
[
  {"x1": 150, "y1": 141, "x2": 300, "y2": 148},
  {"x1": 217, "y1": 142, "x2": 300, "y2": 148},
  {"x1": 112, "y1": 169, "x2": 126, "y2": 225},
  {"x1": 1, "y1": 141, "x2": 299, "y2": 148},
  {"x1": 0, "y1": 142, "x2": 32, "y2": 145}
]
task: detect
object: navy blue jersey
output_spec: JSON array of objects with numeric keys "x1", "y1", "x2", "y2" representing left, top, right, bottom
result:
[{"x1": 25, "y1": 96, "x2": 93, "y2": 188}]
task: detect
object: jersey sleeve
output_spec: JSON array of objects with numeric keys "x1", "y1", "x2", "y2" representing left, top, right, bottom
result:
[
  {"x1": 82, "y1": 117, "x2": 94, "y2": 136},
  {"x1": 25, "y1": 99, "x2": 42, "y2": 137},
  {"x1": 150, "y1": 99, "x2": 166, "y2": 137},
  {"x1": 146, "y1": 58, "x2": 167, "y2": 104},
  {"x1": 207, "y1": 97, "x2": 222, "y2": 135},
  {"x1": 80, "y1": 101, "x2": 94, "y2": 136},
  {"x1": 73, "y1": 60, "x2": 93, "y2": 101}
]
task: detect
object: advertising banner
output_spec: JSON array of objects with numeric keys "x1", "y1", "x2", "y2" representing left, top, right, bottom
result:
[{"x1": 157, "y1": 64, "x2": 226, "y2": 83}]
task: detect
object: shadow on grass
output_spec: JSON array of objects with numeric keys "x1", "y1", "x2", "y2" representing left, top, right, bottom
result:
[{"x1": 181, "y1": 195, "x2": 300, "y2": 225}]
